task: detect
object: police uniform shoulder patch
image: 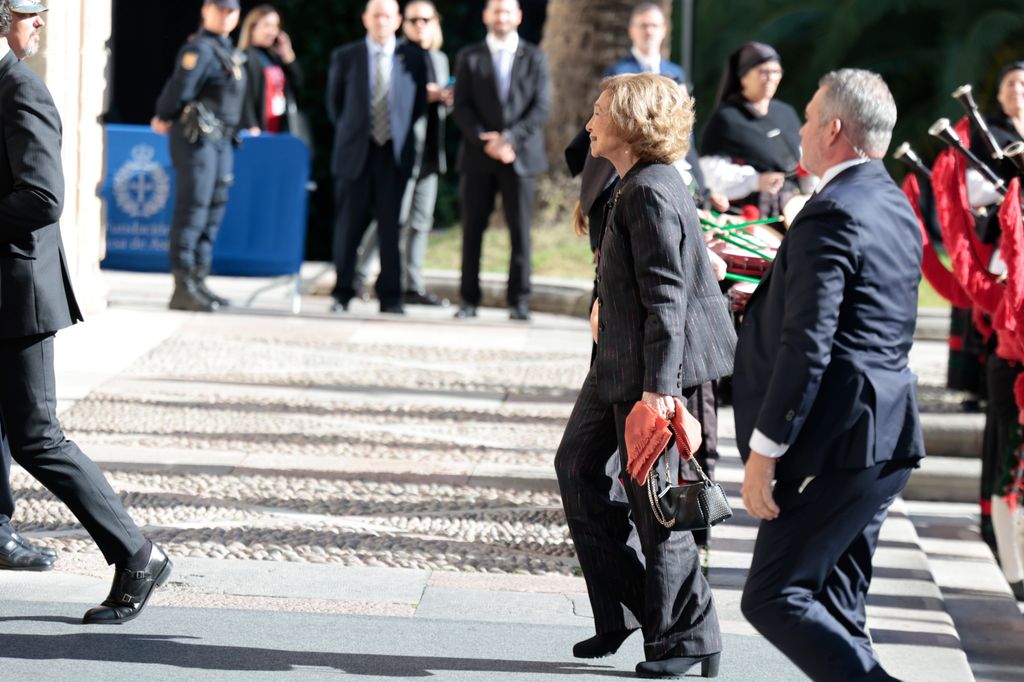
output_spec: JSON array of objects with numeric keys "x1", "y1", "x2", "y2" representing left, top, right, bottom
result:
[{"x1": 182, "y1": 51, "x2": 199, "y2": 71}]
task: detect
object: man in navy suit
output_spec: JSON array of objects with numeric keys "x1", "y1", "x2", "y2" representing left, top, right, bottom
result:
[
  {"x1": 733, "y1": 69, "x2": 925, "y2": 682},
  {"x1": 604, "y1": 3, "x2": 685, "y2": 84},
  {"x1": 328, "y1": 0, "x2": 427, "y2": 314}
]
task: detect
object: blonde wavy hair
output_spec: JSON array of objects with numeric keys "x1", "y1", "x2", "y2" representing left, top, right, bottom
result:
[
  {"x1": 239, "y1": 4, "x2": 279, "y2": 51},
  {"x1": 600, "y1": 73, "x2": 694, "y2": 164}
]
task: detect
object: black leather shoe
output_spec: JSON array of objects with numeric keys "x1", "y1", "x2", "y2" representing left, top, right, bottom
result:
[
  {"x1": 635, "y1": 652, "x2": 720, "y2": 678},
  {"x1": 573, "y1": 628, "x2": 638, "y2": 658},
  {"x1": 0, "y1": 537, "x2": 55, "y2": 571},
  {"x1": 404, "y1": 291, "x2": 449, "y2": 307},
  {"x1": 454, "y1": 305, "x2": 478, "y2": 319},
  {"x1": 380, "y1": 302, "x2": 406, "y2": 314},
  {"x1": 82, "y1": 544, "x2": 172, "y2": 625},
  {"x1": 10, "y1": 531, "x2": 57, "y2": 559},
  {"x1": 510, "y1": 303, "x2": 531, "y2": 321},
  {"x1": 329, "y1": 299, "x2": 349, "y2": 313}
]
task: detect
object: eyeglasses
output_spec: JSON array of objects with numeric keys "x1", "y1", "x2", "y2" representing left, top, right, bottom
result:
[
  {"x1": 406, "y1": 16, "x2": 435, "y2": 25},
  {"x1": 754, "y1": 67, "x2": 784, "y2": 79}
]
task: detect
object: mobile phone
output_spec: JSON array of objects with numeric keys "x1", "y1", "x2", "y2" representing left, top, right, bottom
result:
[{"x1": 446, "y1": 76, "x2": 456, "y2": 88}]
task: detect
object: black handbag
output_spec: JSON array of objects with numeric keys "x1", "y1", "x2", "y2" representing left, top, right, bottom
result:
[{"x1": 645, "y1": 434, "x2": 732, "y2": 532}]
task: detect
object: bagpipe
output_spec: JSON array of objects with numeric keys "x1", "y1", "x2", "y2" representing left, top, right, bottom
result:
[{"x1": 897, "y1": 81, "x2": 1024, "y2": 432}]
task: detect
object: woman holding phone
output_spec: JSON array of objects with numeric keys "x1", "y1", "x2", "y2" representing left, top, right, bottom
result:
[{"x1": 238, "y1": 4, "x2": 309, "y2": 145}]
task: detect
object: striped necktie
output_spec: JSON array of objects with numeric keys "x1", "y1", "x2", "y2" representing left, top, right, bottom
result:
[{"x1": 371, "y1": 49, "x2": 391, "y2": 145}]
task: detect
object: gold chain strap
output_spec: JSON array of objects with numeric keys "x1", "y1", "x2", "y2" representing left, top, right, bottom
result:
[{"x1": 644, "y1": 425, "x2": 710, "y2": 529}]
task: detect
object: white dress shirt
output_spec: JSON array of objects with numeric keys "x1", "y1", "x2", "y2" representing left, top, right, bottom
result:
[
  {"x1": 748, "y1": 157, "x2": 869, "y2": 459},
  {"x1": 631, "y1": 47, "x2": 661, "y2": 74},
  {"x1": 486, "y1": 32, "x2": 519, "y2": 103},
  {"x1": 365, "y1": 35, "x2": 396, "y2": 102}
]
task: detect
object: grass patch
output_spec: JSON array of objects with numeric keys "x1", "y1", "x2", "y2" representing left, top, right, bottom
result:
[
  {"x1": 918, "y1": 278, "x2": 950, "y2": 309},
  {"x1": 426, "y1": 225, "x2": 595, "y2": 280},
  {"x1": 429, "y1": 172, "x2": 951, "y2": 310},
  {"x1": 428, "y1": 225, "x2": 951, "y2": 310}
]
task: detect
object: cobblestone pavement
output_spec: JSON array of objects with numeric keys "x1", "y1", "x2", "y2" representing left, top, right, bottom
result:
[
  {"x1": 11, "y1": 309, "x2": 970, "y2": 585},
  {"x1": 15, "y1": 313, "x2": 591, "y2": 584}
]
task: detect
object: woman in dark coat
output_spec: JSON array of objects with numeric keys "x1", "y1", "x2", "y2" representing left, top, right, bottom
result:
[
  {"x1": 555, "y1": 73, "x2": 735, "y2": 679},
  {"x1": 700, "y1": 42, "x2": 802, "y2": 218},
  {"x1": 237, "y1": 4, "x2": 307, "y2": 145}
]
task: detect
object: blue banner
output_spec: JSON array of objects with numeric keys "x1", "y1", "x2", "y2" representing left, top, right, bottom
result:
[{"x1": 101, "y1": 124, "x2": 311, "y2": 276}]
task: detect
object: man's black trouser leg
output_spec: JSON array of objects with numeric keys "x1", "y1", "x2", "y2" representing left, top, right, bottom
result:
[
  {"x1": 0, "y1": 333, "x2": 145, "y2": 565},
  {"x1": 0, "y1": 416, "x2": 14, "y2": 540},
  {"x1": 741, "y1": 461, "x2": 914, "y2": 682}
]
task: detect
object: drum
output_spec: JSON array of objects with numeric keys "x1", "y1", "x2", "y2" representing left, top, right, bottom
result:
[
  {"x1": 720, "y1": 244, "x2": 772, "y2": 278},
  {"x1": 728, "y1": 281, "x2": 758, "y2": 314}
]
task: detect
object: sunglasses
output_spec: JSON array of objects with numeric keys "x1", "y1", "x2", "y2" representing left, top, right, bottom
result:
[{"x1": 405, "y1": 16, "x2": 435, "y2": 25}]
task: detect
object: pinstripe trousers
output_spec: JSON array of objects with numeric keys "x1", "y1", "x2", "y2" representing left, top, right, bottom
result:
[{"x1": 554, "y1": 366, "x2": 722, "y2": 661}]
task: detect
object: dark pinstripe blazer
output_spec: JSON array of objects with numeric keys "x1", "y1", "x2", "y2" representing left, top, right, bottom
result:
[
  {"x1": 0, "y1": 51, "x2": 82, "y2": 340},
  {"x1": 595, "y1": 162, "x2": 735, "y2": 403}
]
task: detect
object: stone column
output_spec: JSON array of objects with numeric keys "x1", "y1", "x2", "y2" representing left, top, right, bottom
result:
[{"x1": 30, "y1": 1, "x2": 112, "y2": 313}]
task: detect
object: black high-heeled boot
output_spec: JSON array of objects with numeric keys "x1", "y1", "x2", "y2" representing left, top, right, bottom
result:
[
  {"x1": 572, "y1": 628, "x2": 638, "y2": 658},
  {"x1": 635, "y1": 651, "x2": 721, "y2": 678}
]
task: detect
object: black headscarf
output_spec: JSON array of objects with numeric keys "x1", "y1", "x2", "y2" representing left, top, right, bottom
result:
[
  {"x1": 714, "y1": 42, "x2": 781, "y2": 108},
  {"x1": 997, "y1": 61, "x2": 1024, "y2": 88}
]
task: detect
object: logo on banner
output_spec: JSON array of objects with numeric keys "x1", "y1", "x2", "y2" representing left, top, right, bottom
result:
[{"x1": 113, "y1": 145, "x2": 170, "y2": 218}]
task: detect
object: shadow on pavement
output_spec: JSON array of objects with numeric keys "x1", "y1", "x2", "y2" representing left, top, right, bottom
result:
[{"x1": 0, "y1": 632, "x2": 633, "y2": 677}]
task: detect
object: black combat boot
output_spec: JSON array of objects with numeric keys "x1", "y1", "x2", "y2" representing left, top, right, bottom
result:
[
  {"x1": 169, "y1": 268, "x2": 218, "y2": 312},
  {"x1": 192, "y1": 263, "x2": 231, "y2": 307}
]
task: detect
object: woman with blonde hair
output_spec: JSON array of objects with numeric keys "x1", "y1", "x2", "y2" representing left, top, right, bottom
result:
[
  {"x1": 237, "y1": 4, "x2": 308, "y2": 145},
  {"x1": 554, "y1": 73, "x2": 735, "y2": 678}
]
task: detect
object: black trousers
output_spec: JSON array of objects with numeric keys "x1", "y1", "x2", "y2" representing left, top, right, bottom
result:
[
  {"x1": 459, "y1": 165, "x2": 534, "y2": 307},
  {"x1": 0, "y1": 333, "x2": 145, "y2": 564},
  {"x1": 332, "y1": 142, "x2": 407, "y2": 308},
  {"x1": 978, "y1": 354, "x2": 1022, "y2": 553},
  {"x1": 0, "y1": 418, "x2": 13, "y2": 538},
  {"x1": 554, "y1": 367, "x2": 721, "y2": 661},
  {"x1": 740, "y1": 460, "x2": 914, "y2": 682},
  {"x1": 168, "y1": 128, "x2": 234, "y2": 272}
]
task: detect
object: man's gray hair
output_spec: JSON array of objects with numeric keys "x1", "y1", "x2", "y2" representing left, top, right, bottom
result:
[
  {"x1": 818, "y1": 68, "x2": 897, "y2": 157},
  {"x1": 631, "y1": 2, "x2": 664, "y2": 21},
  {"x1": 0, "y1": 1, "x2": 11, "y2": 39}
]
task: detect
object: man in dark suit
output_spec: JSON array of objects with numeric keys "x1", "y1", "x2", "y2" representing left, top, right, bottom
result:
[
  {"x1": 452, "y1": 0, "x2": 550, "y2": 321},
  {"x1": 733, "y1": 69, "x2": 925, "y2": 682},
  {"x1": 0, "y1": 0, "x2": 57, "y2": 573},
  {"x1": 353, "y1": 0, "x2": 452, "y2": 308},
  {"x1": 0, "y1": 0, "x2": 170, "y2": 623},
  {"x1": 328, "y1": 0, "x2": 427, "y2": 314},
  {"x1": 605, "y1": 3, "x2": 685, "y2": 84}
]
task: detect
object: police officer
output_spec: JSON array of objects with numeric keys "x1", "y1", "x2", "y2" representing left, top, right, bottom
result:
[{"x1": 152, "y1": 0, "x2": 246, "y2": 312}]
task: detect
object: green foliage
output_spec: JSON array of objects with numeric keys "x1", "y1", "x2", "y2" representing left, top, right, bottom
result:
[{"x1": 690, "y1": 0, "x2": 1024, "y2": 177}]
